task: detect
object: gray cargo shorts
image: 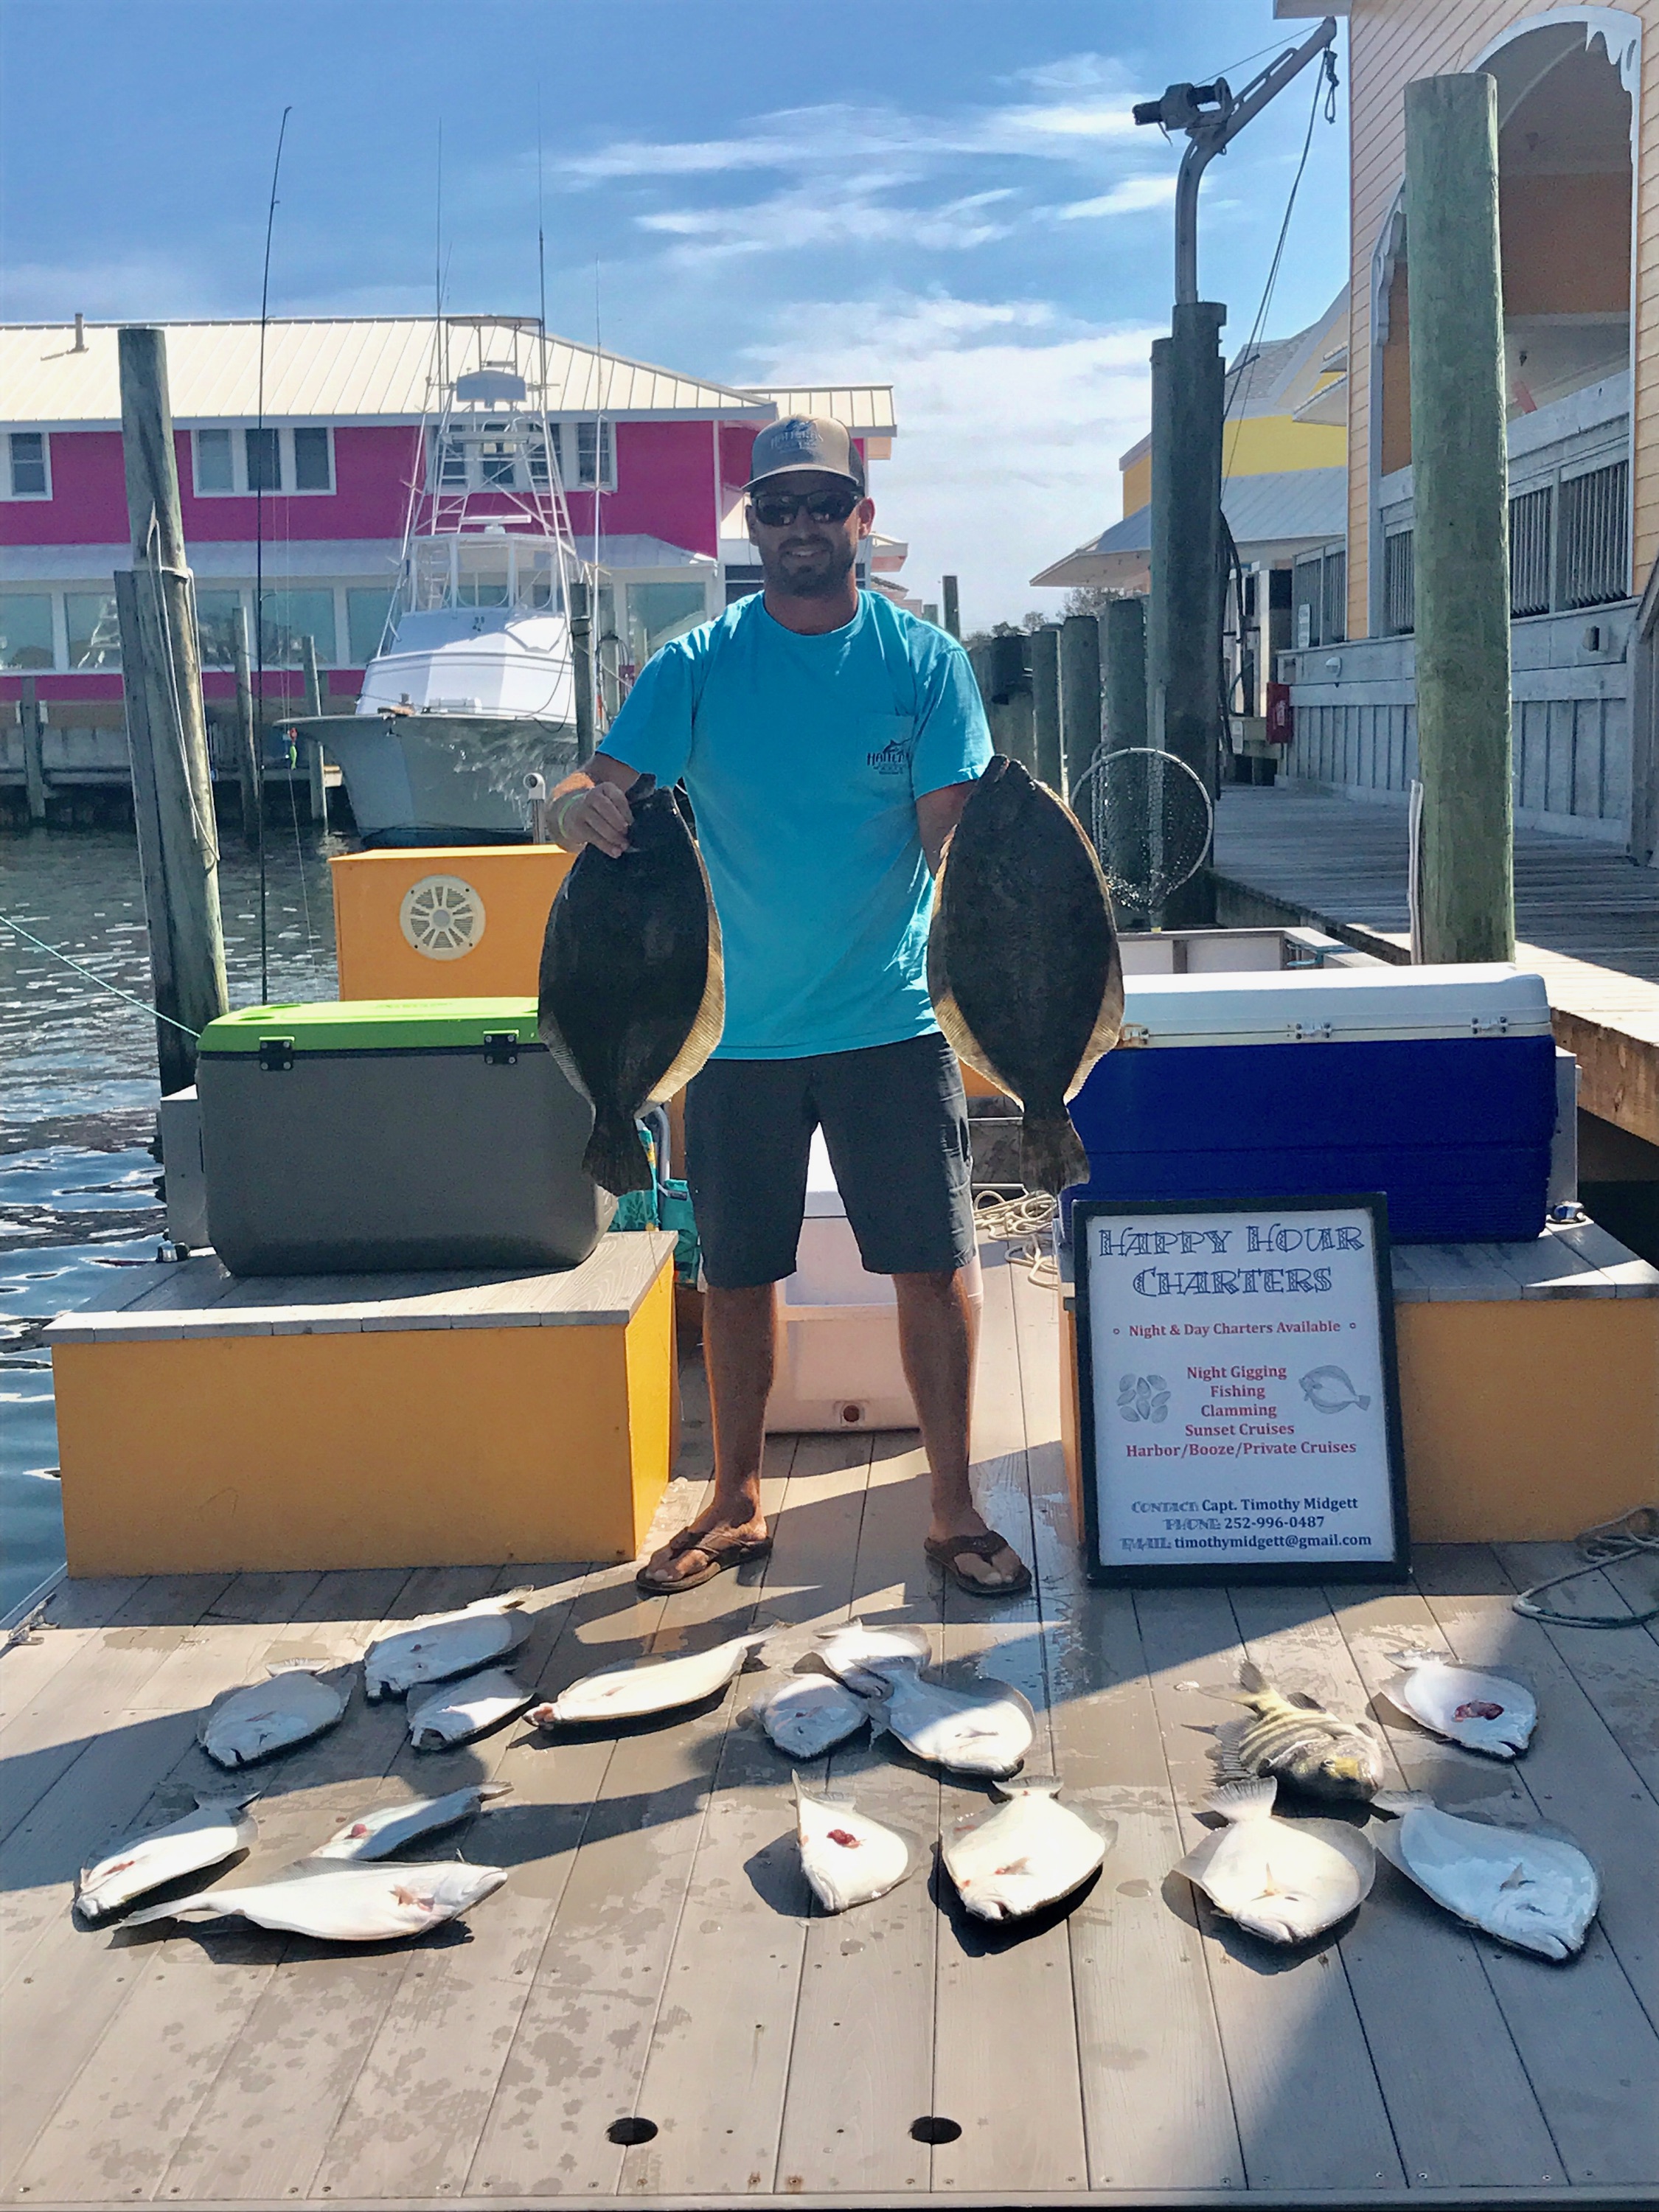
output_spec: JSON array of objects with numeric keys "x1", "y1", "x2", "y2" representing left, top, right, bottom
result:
[{"x1": 683, "y1": 1032, "x2": 975, "y2": 1290}]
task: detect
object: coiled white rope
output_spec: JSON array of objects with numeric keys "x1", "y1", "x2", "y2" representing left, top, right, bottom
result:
[
  {"x1": 1512, "y1": 1506, "x2": 1659, "y2": 1629},
  {"x1": 973, "y1": 1189, "x2": 1060, "y2": 1287}
]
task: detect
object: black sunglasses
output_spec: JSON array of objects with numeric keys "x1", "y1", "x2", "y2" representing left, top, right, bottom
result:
[{"x1": 749, "y1": 486, "x2": 861, "y2": 527}]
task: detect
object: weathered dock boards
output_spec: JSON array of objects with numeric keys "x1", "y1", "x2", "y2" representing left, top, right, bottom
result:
[{"x1": 3, "y1": 1245, "x2": 1657, "y2": 2211}]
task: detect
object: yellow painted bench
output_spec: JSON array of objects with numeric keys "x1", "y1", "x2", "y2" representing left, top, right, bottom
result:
[
  {"x1": 1060, "y1": 1217, "x2": 1659, "y2": 1545},
  {"x1": 46, "y1": 1231, "x2": 678, "y2": 1577}
]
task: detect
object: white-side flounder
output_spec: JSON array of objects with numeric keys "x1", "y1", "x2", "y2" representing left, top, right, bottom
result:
[
  {"x1": 793, "y1": 1778, "x2": 917, "y2": 1913},
  {"x1": 1380, "y1": 1652, "x2": 1536, "y2": 1758},
  {"x1": 1373, "y1": 1792, "x2": 1598, "y2": 1959},
  {"x1": 125, "y1": 1859, "x2": 508, "y2": 1941},
  {"x1": 846, "y1": 1658, "x2": 1034, "y2": 1778},
  {"x1": 810, "y1": 1621, "x2": 933, "y2": 1682},
  {"x1": 750, "y1": 1675, "x2": 869, "y2": 1759},
  {"x1": 76, "y1": 1792, "x2": 258, "y2": 1923},
  {"x1": 408, "y1": 1668, "x2": 533, "y2": 1750},
  {"x1": 198, "y1": 1667, "x2": 349, "y2": 1767},
  {"x1": 942, "y1": 1777, "x2": 1111, "y2": 1921},
  {"x1": 309, "y1": 1783, "x2": 511, "y2": 1860},
  {"x1": 530, "y1": 1630, "x2": 766, "y2": 1728},
  {"x1": 1176, "y1": 1776, "x2": 1375, "y2": 1944},
  {"x1": 364, "y1": 1590, "x2": 535, "y2": 1700}
]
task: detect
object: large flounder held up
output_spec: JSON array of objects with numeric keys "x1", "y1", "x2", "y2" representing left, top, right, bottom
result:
[
  {"x1": 928, "y1": 755, "x2": 1121, "y2": 1193},
  {"x1": 538, "y1": 773, "x2": 724, "y2": 1194}
]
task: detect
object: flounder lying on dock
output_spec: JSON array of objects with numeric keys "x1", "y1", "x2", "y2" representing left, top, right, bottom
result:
[
  {"x1": 538, "y1": 774, "x2": 725, "y2": 1194},
  {"x1": 793, "y1": 1778, "x2": 918, "y2": 1913},
  {"x1": 1379, "y1": 1652, "x2": 1536, "y2": 1758},
  {"x1": 125, "y1": 1859, "x2": 508, "y2": 1941},
  {"x1": 844, "y1": 1653, "x2": 1034, "y2": 1778},
  {"x1": 1176, "y1": 1776, "x2": 1375, "y2": 1944},
  {"x1": 1372, "y1": 1792, "x2": 1599, "y2": 1959},
  {"x1": 76, "y1": 1792, "x2": 258, "y2": 1922},
  {"x1": 198, "y1": 1668, "x2": 349, "y2": 1767},
  {"x1": 927, "y1": 755, "x2": 1121, "y2": 1192},
  {"x1": 942, "y1": 1777, "x2": 1111, "y2": 1921},
  {"x1": 407, "y1": 1668, "x2": 533, "y2": 1750},
  {"x1": 750, "y1": 1674, "x2": 869, "y2": 1759},
  {"x1": 530, "y1": 1630, "x2": 766, "y2": 1728},
  {"x1": 309, "y1": 1784, "x2": 512, "y2": 1860},
  {"x1": 364, "y1": 1590, "x2": 535, "y2": 1700}
]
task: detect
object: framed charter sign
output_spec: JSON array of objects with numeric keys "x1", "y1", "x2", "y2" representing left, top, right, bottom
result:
[{"x1": 1073, "y1": 1195, "x2": 1409, "y2": 1586}]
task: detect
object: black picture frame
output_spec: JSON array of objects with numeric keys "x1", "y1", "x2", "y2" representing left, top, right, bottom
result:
[{"x1": 1072, "y1": 1192, "x2": 1411, "y2": 1587}]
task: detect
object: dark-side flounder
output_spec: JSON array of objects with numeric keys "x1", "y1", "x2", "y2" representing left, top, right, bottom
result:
[
  {"x1": 538, "y1": 775, "x2": 725, "y2": 1194},
  {"x1": 928, "y1": 756, "x2": 1121, "y2": 1192}
]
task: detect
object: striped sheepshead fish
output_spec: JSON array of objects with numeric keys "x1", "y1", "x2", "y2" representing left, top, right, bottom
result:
[{"x1": 1214, "y1": 1661, "x2": 1385, "y2": 1804}]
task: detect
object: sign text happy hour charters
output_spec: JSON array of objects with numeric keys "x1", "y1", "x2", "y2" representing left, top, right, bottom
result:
[{"x1": 1082, "y1": 1204, "x2": 1399, "y2": 1570}]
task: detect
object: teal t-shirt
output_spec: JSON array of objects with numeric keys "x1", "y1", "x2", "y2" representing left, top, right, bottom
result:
[{"x1": 598, "y1": 590, "x2": 992, "y2": 1060}]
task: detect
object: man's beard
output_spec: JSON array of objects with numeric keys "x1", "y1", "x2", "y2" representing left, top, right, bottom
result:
[{"x1": 761, "y1": 532, "x2": 857, "y2": 599}]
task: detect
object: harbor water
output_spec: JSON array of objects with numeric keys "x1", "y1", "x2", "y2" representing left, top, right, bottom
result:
[{"x1": 1, "y1": 826, "x2": 340, "y2": 1615}]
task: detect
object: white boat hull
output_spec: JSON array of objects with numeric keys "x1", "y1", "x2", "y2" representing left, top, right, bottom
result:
[{"x1": 291, "y1": 714, "x2": 578, "y2": 846}]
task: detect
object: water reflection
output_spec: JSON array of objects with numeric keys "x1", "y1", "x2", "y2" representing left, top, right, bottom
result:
[{"x1": 0, "y1": 825, "x2": 341, "y2": 1613}]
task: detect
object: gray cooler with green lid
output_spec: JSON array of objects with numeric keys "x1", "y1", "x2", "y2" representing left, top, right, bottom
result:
[{"x1": 196, "y1": 998, "x2": 613, "y2": 1276}]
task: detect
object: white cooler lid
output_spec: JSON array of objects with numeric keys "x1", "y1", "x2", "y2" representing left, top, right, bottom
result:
[
  {"x1": 803, "y1": 1127, "x2": 846, "y2": 1218},
  {"x1": 1118, "y1": 962, "x2": 1552, "y2": 1048}
]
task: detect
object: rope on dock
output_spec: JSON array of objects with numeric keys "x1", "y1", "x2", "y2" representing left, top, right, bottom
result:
[
  {"x1": 0, "y1": 910, "x2": 201, "y2": 1037},
  {"x1": 1511, "y1": 1505, "x2": 1659, "y2": 1628},
  {"x1": 973, "y1": 1189, "x2": 1060, "y2": 1287}
]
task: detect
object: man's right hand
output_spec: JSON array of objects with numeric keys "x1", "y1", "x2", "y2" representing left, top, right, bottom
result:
[{"x1": 551, "y1": 766, "x2": 636, "y2": 858}]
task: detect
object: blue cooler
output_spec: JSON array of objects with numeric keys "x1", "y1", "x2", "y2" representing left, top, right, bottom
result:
[{"x1": 1065, "y1": 963, "x2": 1556, "y2": 1243}]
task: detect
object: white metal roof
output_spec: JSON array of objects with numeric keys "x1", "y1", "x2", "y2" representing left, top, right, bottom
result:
[
  {"x1": 740, "y1": 385, "x2": 897, "y2": 435},
  {"x1": 0, "y1": 317, "x2": 846, "y2": 428}
]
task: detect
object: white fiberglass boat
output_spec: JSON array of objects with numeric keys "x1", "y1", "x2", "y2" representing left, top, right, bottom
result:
[{"x1": 289, "y1": 328, "x2": 591, "y2": 846}]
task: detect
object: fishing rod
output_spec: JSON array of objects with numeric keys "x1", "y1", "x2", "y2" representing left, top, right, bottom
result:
[{"x1": 254, "y1": 105, "x2": 292, "y2": 1006}]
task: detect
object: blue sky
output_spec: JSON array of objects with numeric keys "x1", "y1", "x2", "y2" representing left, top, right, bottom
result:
[{"x1": 0, "y1": 0, "x2": 1350, "y2": 627}]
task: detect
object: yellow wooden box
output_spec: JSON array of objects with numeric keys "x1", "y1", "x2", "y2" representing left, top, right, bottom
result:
[
  {"x1": 330, "y1": 844, "x2": 575, "y2": 1000},
  {"x1": 1059, "y1": 1220, "x2": 1659, "y2": 1546},
  {"x1": 46, "y1": 1232, "x2": 678, "y2": 1576}
]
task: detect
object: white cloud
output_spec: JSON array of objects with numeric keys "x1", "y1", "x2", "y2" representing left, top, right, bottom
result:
[
  {"x1": 640, "y1": 182, "x2": 1016, "y2": 265},
  {"x1": 744, "y1": 293, "x2": 1159, "y2": 631},
  {"x1": 1055, "y1": 174, "x2": 1178, "y2": 220}
]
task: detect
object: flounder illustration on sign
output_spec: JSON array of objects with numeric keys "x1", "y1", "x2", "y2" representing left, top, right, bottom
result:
[{"x1": 1299, "y1": 1366, "x2": 1370, "y2": 1413}]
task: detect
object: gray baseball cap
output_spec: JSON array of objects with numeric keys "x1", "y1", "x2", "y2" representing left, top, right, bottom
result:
[{"x1": 744, "y1": 414, "x2": 866, "y2": 495}]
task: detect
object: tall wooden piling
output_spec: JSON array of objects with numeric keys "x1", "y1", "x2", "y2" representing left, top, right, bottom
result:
[
  {"x1": 19, "y1": 675, "x2": 47, "y2": 825},
  {"x1": 1405, "y1": 74, "x2": 1515, "y2": 964},
  {"x1": 571, "y1": 579, "x2": 595, "y2": 764},
  {"x1": 231, "y1": 605, "x2": 262, "y2": 849},
  {"x1": 301, "y1": 631, "x2": 327, "y2": 827},
  {"x1": 1032, "y1": 623, "x2": 1063, "y2": 791},
  {"x1": 113, "y1": 326, "x2": 229, "y2": 1095},
  {"x1": 1059, "y1": 612, "x2": 1102, "y2": 796},
  {"x1": 942, "y1": 574, "x2": 961, "y2": 640},
  {"x1": 1103, "y1": 595, "x2": 1149, "y2": 749}
]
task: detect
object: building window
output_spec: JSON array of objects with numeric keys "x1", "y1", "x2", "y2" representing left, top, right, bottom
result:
[
  {"x1": 6, "y1": 431, "x2": 51, "y2": 499},
  {"x1": 195, "y1": 590, "x2": 246, "y2": 670},
  {"x1": 1559, "y1": 459, "x2": 1629, "y2": 611},
  {"x1": 1321, "y1": 549, "x2": 1346, "y2": 645},
  {"x1": 1383, "y1": 529, "x2": 1415, "y2": 636},
  {"x1": 66, "y1": 591, "x2": 122, "y2": 671},
  {"x1": 1509, "y1": 486, "x2": 1553, "y2": 619},
  {"x1": 192, "y1": 425, "x2": 335, "y2": 495},
  {"x1": 1292, "y1": 554, "x2": 1324, "y2": 649},
  {"x1": 257, "y1": 588, "x2": 337, "y2": 667},
  {"x1": 626, "y1": 580, "x2": 708, "y2": 667},
  {"x1": 0, "y1": 594, "x2": 55, "y2": 668},
  {"x1": 347, "y1": 587, "x2": 397, "y2": 664},
  {"x1": 568, "y1": 419, "x2": 615, "y2": 490}
]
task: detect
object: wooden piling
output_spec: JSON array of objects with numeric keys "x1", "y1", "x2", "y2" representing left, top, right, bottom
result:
[
  {"x1": 1405, "y1": 74, "x2": 1515, "y2": 963},
  {"x1": 19, "y1": 675, "x2": 47, "y2": 825},
  {"x1": 112, "y1": 326, "x2": 229, "y2": 1096},
  {"x1": 1103, "y1": 596, "x2": 1149, "y2": 750},
  {"x1": 571, "y1": 579, "x2": 595, "y2": 764},
  {"x1": 1032, "y1": 623, "x2": 1063, "y2": 791},
  {"x1": 231, "y1": 605, "x2": 262, "y2": 849},
  {"x1": 1059, "y1": 612, "x2": 1102, "y2": 798},
  {"x1": 301, "y1": 631, "x2": 327, "y2": 827},
  {"x1": 942, "y1": 574, "x2": 961, "y2": 640}
]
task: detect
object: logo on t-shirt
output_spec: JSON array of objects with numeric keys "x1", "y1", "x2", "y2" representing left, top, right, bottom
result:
[{"x1": 867, "y1": 737, "x2": 911, "y2": 776}]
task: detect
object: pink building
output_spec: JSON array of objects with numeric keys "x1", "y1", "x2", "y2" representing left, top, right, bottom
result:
[{"x1": 0, "y1": 316, "x2": 900, "y2": 813}]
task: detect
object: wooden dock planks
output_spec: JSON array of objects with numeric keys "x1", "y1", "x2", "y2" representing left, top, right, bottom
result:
[{"x1": 3, "y1": 1285, "x2": 1658, "y2": 2210}]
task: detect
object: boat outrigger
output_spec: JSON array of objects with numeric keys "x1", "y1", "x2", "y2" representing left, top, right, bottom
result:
[{"x1": 286, "y1": 323, "x2": 591, "y2": 846}]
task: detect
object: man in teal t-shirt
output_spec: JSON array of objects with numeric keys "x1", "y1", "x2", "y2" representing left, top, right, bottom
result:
[{"x1": 549, "y1": 416, "x2": 1029, "y2": 1599}]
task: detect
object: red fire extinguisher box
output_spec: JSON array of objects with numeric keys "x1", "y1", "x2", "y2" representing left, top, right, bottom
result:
[{"x1": 1267, "y1": 681, "x2": 1293, "y2": 744}]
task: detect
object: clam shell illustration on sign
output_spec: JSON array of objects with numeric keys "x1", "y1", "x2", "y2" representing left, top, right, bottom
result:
[
  {"x1": 364, "y1": 1590, "x2": 535, "y2": 1700},
  {"x1": 124, "y1": 1860, "x2": 509, "y2": 1941},
  {"x1": 76, "y1": 1793, "x2": 259, "y2": 1922},
  {"x1": 942, "y1": 1778, "x2": 1111, "y2": 1921},
  {"x1": 538, "y1": 774, "x2": 725, "y2": 1194},
  {"x1": 198, "y1": 1669, "x2": 349, "y2": 1767},
  {"x1": 1175, "y1": 1776, "x2": 1375, "y2": 1944},
  {"x1": 927, "y1": 754, "x2": 1122, "y2": 1192}
]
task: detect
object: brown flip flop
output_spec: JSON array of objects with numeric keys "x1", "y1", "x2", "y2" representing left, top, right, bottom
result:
[
  {"x1": 635, "y1": 1530, "x2": 773, "y2": 1596},
  {"x1": 924, "y1": 1529, "x2": 1032, "y2": 1599}
]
